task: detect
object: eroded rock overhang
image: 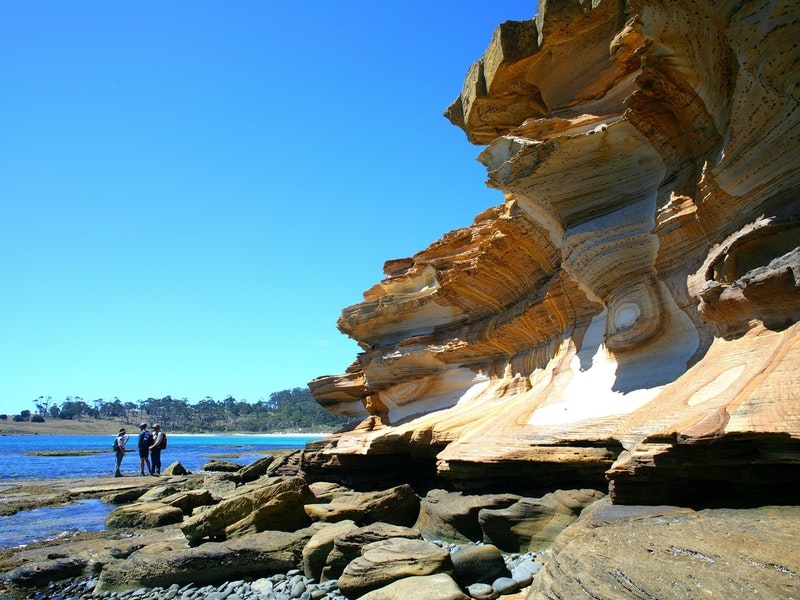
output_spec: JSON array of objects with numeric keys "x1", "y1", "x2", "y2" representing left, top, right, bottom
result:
[{"x1": 307, "y1": 0, "x2": 800, "y2": 505}]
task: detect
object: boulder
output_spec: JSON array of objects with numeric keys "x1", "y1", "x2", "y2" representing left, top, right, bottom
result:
[
  {"x1": 338, "y1": 538, "x2": 453, "y2": 599},
  {"x1": 202, "y1": 472, "x2": 239, "y2": 499},
  {"x1": 302, "y1": 519, "x2": 358, "y2": 580},
  {"x1": 2, "y1": 557, "x2": 87, "y2": 588},
  {"x1": 100, "y1": 487, "x2": 149, "y2": 504},
  {"x1": 478, "y1": 489, "x2": 605, "y2": 552},
  {"x1": 159, "y1": 489, "x2": 215, "y2": 515},
  {"x1": 105, "y1": 501, "x2": 185, "y2": 529},
  {"x1": 304, "y1": 484, "x2": 420, "y2": 527},
  {"x1": 139, "y1": 484, "x2": 183, "y2": 502},
  {"x1": 321, "y1": 522, "x2": 422, "y2": 582},
  {"x1": 95, "y1": 525, "x2": 323, "y2": 593},
  {"x1": 237, "y1": 455, "x2": 275, "y2": 482},
  {"x1": 162, "y1": 461, "x2": 188, "y2": 476},
  {"x1": 450, "y1": 544, "x2": 506, "y2": 587},
  {"x1": 358, "y1": 573, "x2": 469, "y2": 600},
  {"x1": 414, "y1": 490, "x2": 520, "y2": 544},
  {"x1": 180, "y1": 476, "x2": 313, "y2": 543},
  {"x1": 202, "y1": 459, "x2": 243, "y2": 472},
  {"x1": 309, "y1": 481, "x2": 353, "y2": 503},
  {"x1": 529, "y1": 502, "x2": 800, "y2": 599}
]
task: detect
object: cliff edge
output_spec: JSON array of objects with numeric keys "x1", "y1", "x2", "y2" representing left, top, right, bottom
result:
[{"x1": 308, "y1": 0, "x2": 800, "y2": 507}]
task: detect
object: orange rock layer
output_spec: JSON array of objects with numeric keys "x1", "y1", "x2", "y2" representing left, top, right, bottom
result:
[{"x1": 308, "y1": 0, "x2": 800, "y2": 505}]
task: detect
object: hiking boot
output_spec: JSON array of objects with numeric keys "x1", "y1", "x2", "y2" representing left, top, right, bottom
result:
[
  {"x1": 114, "y1": 472, "x2": 123, "y2": 478},
  {"x1": 140, "y1": 471, "x2": 145, "y2": 476}
]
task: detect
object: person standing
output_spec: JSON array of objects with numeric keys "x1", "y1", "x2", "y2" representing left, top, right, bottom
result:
[
  {"x1": 149, "y1": 424, "x2": 164, "y2": 476},
  {"x1": 137, "y1": 423, "x2": 154, "y2": 476},
  {"x1": 114, "y1": 427, "x2": 128, "y2": 477}
]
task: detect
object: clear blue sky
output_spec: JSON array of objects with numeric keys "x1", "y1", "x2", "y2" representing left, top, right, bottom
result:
[{"x1": 0, "y1": 1, "x2": 533, "y2": 415}]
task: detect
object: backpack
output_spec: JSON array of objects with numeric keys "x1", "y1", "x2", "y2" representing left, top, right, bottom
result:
[
  {"x1": 160, "y1": 432, "x2": 168, "y2": 449},
  {"x1": 139, "y1": 430, "x2": 153, "y2": 449},
  {"x1": 112, "y1": 437, "x2": 119, "y2": 451}
]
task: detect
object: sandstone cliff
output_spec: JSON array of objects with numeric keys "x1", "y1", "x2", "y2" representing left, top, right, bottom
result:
[{"x1": 308, "y1": 0, "x2": 800, "y2": 506}]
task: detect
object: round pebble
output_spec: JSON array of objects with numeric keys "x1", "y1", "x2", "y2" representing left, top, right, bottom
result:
[{"x1": 465, "y1": 582, "x2": 498, "y2": 600}]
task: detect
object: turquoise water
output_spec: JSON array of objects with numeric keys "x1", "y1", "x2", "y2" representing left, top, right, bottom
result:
[{"x1": 0, "y1": 434, "x2": 321, "y2": 549}]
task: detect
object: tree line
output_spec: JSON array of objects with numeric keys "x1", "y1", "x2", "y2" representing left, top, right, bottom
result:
[{"x1": 0, "y1": 388, "x2": 352, "y2": 433}]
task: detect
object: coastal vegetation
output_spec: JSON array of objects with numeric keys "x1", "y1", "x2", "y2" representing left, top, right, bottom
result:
[{"x1": 0, "y1": 387, "x2": 352, "y2": 434}]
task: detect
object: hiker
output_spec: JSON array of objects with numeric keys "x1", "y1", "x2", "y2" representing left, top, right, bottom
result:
[
  {"x1": 113, "y1": 427, "x2": 128, "y2": 477},
  {"x1": 149, "y1": 423, "x2": 165, "y2": 476},
  {"x1": 137, "y1": 423, "x2": 154, "y2": 476}
]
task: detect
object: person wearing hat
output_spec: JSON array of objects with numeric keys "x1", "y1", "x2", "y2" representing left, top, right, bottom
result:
[
  {"x1": 137, "y1": 423, "x2": 154, "y2": 476},
  {"x1": 149, "y1": 424, "x2": 164, "y2": 476},
  {"x1": 114, "y1": 427, "x2": 129, "y2": 477}
]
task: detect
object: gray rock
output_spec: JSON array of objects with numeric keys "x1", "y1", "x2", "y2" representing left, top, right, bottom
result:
[
  {"x1": 465, "y1": 583, "x2": 498, "y2": 600},
  {"x1": 491, "y1": 577, "x2": 519, "y2": 595}
]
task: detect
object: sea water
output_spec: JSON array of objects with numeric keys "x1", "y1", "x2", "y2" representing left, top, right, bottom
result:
[{"x1": 0, "y1": 433, "x2": 322, "y2": 549}]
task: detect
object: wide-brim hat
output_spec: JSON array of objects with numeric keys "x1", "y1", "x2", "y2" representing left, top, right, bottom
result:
[
  {"x1": 153, "y1": 424, "x2": 161, "y2": 429},
  {"x1": 139, "y1": 423, "x2": 147, "y2": 428},
  {"x1": 119, "y1": 428, "x2": 126, "y2": 433}
]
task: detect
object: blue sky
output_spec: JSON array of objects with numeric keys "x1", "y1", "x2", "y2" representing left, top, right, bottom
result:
[{"x1": 0, "y1": 1, "x2": 533, "y2": 415}]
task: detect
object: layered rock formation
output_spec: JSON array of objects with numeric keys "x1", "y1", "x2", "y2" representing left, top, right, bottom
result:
[{"x1": 308, "y1": 0, "x2": 800, "y2": 506}]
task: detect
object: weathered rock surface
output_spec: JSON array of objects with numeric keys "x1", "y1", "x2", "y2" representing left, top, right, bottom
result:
[
  {"x1": 479, "y1": 489, "x2": 605, "y2": 552},
  {"x1": 321, "y1": 522, "x2": 422, "y2": 582},
  {"x1": 528, "y1": 500, "x2": 800, "y2": 599},
  {"x1": 202, "y1": 459, "x2": 244, "y2": 472},
  {"x1": 304, "y1": 483, "x2": 420, "y2": 527},
  {"x1": 306, "y1": 0, "x2": 800, "y2": 506},
  {"x1": 105, "y1": 501, "x2": 185, "y2": 529},
  {"x1": 180, "y1": 476, "x2": 314, "y2": 543},
  {"x1": 338, "y1": 537, "x2": 453, "y2": 599},
  {"x1": 450, "y1": 544, "x2": 507, "y2": 587},
  {"x1": 414, "y1": 490, "x2": 520, "y2": 544},
  {"x1": 301, "y1": 519, "x2": 359, "y2": 580},
  {"x1": 95, "y1": 525, "x2": 322, "y2": 593},
  {"x1": 358, "y1": 573, "x2": 469, "y2": 600}
]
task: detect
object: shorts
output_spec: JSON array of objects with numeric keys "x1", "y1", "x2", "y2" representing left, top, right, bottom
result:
[{"x1": 139, "y1": 448, "x2": 150, "y2": 458}]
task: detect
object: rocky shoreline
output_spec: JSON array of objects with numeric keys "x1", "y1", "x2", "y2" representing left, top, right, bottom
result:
[{"x1": 2, "y1": 452, "x2": 799, "y2": 599}]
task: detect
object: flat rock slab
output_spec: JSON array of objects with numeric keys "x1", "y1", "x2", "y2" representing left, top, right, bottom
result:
[{"x1": 530, "y1": 503, "x2": 800, "y2": 599}]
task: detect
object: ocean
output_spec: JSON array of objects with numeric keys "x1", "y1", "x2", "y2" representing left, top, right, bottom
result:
[{"x1": 0, "y1": 433, "x2": 322, "y2": 550}]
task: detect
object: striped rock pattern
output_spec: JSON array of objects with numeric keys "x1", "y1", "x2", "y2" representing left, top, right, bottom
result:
[{"x1": 308, "y1": 0, "x2": 800, "y2": 505}]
